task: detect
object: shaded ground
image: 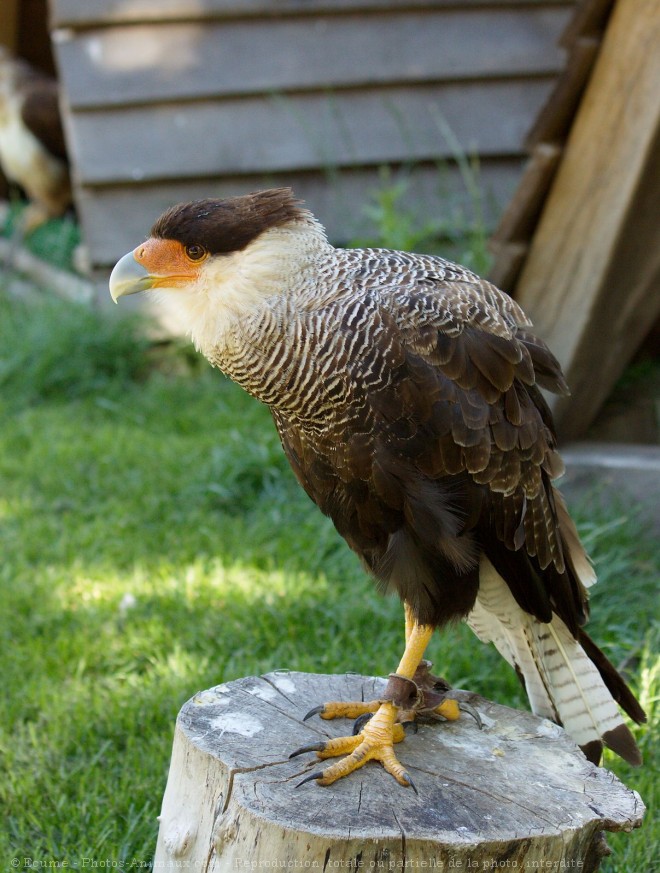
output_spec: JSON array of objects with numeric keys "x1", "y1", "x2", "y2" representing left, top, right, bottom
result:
[
  {"x1": 586, "y1": 359, "x2": 659, "y2": 446},
  {"x1": 561, "y1": 443, "x2": 660, "y2": 536}
]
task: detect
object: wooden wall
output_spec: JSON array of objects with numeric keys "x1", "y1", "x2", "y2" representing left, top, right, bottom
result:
[{"x1": 49, "y1": 0, "x2": 576, "y2": 268}]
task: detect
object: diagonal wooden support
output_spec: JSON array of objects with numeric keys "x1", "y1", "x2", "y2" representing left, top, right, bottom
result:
[{"x1": 512, "y1": 0, "x2": 660, "y2": 439}]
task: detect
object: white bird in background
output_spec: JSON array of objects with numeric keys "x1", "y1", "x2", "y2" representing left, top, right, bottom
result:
[{"x1": 0, "y1": 47, "x2": 71, "y2": 236}]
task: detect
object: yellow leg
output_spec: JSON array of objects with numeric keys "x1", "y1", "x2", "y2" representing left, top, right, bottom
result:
[
  {"x1": 396, "y1": 620, "x2": 434, "y2": 678},
  {"x1": 309, "y1": 614, "x2": 431, "y2": 723},
  {"x1": 298, "y1": 619, "x2": 435, "y2": 788},
  {"x1": 404, "y1": 602, "x2": 415, "y2": 644}
]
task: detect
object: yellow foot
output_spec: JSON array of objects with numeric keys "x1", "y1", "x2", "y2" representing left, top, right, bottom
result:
[
  {"x1": 291, "y1": 721, "x2": 406, "y2": 760},
  {"x1": 304, "y1": 700, "x2": 381, "y2": 721},
  {"x1": 301, "y1": 663, "x2": 463, "y2": 729},
  {"x1": 293, "y1": 702, "x2": 417, "y2": 790},
  {"x1": 291, "y1": 664, "x2": 481, "y2": 789},
  {"x1": 431, "y1": 698, "x2": 461, "y2": 722}
]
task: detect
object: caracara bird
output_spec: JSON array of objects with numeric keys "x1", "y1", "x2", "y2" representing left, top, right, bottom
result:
[
  {"x1": 110, "y1": 188, "x2": 645, "y2": 788},
  {"x1": 0, "y1": 48, "x2": 71, "y2": 234}
]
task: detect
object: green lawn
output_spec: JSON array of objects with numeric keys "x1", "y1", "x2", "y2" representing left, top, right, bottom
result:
[{"x1": 0, "y1": 291, "x2": 656, "y2": 870}]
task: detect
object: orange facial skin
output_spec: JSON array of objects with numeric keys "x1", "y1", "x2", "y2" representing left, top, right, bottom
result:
[{"x1": 133, "y1": 237, "x2": 208, "y2": 287}]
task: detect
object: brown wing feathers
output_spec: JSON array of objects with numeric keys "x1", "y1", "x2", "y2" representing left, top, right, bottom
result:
[
  {"x1": 273, "y1": 272, "x2": 575, "y2": 630},
  {"x1": 253, "y1": 227, "x2": 645, "y2": 753}
]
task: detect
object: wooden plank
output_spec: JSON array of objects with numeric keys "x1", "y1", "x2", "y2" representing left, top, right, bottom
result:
[
  {"x1": 50, "y1": 0, "x2": 577, "y2": 28},
  {"x1": 550, "y1": 127, "x2": 660, "y2": 439},
  {"x1": 75, "y1": 159, "x2": 523, "y2": 267},
  {"x1": 487, "y1": 241, "x2": 528, "y2": 291},
  {"x1": 66, "y1": 80, "x2": 554, "y2": 185},
  {"x1": 0, "y1": 0, "x2": 19, "y2": 51},
  {"x1": 52, "y1": 8, "x2": 571, "y2": 110},
  {"x1": 525, "y1": 35, "x2": 599, "y2": 147},
  {"x1": 490, "y1": 143, "x2": 561, "y2": 243},
  {"x1": 560, "y1": 0, "x2": 613, "y2": 49},
  {"x1": 514, "y1": 0, "x2": 660, "y2": 438}
]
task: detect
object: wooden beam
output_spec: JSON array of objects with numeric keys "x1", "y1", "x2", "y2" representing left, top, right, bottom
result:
[
  {"x1": 0, "y1": 233, "x2": 94, "y2": 303},
  {"x1": 488, "y1": 241, "x2": 529, "y2": 292},
  {"x1": 489, "y1": 145, "x2": 561, "y2": 292},
  {"x1": 49, "y1": 0, "x2": 577, "y2": 28},
  {"x1": 513, "y1": 0, "x2": 660, "y2": 439},
  {"x1": 491, "y1": 143, "x2": 562, "y2": 244},
  {"x1": 0, "y1": 0, "x2": 19, "y2": 52},
  {"x1": 560, "y1": 0, "x2": 614, "y2": 49},
  {"x1": 53, "y1": 8, "x2": 570, "y2": 111},
  {"x1": 554, "y1": 126, "x2": 660, "y2": 438},
  {"x1": 525, "y1": 36, "x2": 600, "y2": 148}
]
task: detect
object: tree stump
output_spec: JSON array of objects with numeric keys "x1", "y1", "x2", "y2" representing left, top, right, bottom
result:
[{"x1": 154, "y1": 672, "x2": 644, "y2": 872}]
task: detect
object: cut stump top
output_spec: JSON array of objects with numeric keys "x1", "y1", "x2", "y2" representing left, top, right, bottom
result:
[{"x1": 155, "y1": 672, "x2": 644, "y2": 870}]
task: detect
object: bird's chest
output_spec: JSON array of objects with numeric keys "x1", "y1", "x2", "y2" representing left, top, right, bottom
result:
[
  {"x1": 0, "y1": 107, "x2": 64, "y2": 196},
  {"x1": 0, "y1": 110, "x2": 41, "y2": 179},
  {"x1": 213, "y1": 307, "x2": 358, "y2": 425}
]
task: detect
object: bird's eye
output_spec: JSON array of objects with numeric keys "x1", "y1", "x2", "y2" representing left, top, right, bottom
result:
[{"x1": 185, "y1": 244, "x2": 206, "y2": 261}]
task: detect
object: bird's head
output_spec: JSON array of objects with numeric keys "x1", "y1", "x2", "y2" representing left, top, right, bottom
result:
[{"x1": 110, "y1": 188, "x2": 328, "y2": 350}]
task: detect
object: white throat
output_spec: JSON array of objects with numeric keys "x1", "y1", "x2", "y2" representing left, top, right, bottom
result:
[{"x1": 155, "y1": 218, "x2": 331, "y2": 357}]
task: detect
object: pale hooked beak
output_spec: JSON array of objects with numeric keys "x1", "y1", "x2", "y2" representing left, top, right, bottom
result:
[{"x1": 109, "y1": 251, "x2": 155, "y2": 303}]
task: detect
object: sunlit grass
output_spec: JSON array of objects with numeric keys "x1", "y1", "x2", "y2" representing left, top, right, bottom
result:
[{"x1": 1, "y1": 263, "x2": 657, "y2": 866}]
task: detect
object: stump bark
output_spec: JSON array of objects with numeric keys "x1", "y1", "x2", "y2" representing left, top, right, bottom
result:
[{"x1": 154, "y1": 672, "x2": 644, "y2": 872}]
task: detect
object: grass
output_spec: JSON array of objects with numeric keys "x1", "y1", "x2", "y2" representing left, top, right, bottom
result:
[
  {"x1": 0, "y1": 205, "x2": 657, "y2": 869},
  {"x1": 352, "y1": 163, "x2": 492, "y2": 275},
  {"x1": 1, "y1": 199, "x2": 81, "y2": 273}
]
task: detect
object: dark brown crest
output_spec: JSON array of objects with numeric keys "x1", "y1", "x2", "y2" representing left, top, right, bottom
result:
[{"x1": 151, "y1": 188, "x2": 310, "y2": 255}]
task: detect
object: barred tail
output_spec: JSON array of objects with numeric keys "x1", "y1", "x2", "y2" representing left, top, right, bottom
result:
[{"x1": 468, "y1": 557, "x2": 644, "y2": 766}]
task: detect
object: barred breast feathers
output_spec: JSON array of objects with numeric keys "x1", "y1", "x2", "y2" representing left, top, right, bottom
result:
[
  {"x1": 220, "y1": 253, "x2": 526, "y2": 417},
  {"x1": 176, "y1": 216, "x2": 534, "y2": 365},
  {"x1": 160, "y1": 213, "x2": 565, "y2": 444}
]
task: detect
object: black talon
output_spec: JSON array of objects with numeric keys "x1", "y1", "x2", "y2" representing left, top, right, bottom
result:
[
  {"x1": 352, "y1": 713, "x2": 373, "y2": 735},
  {"x1": 403, "y1": 771, "x2": 419, "y2": 794},
  {"x1": 296, "y1": 771, "x2": 324, "y2": 788},
  {"x1": 303, "y1": 705, "x2": 325, "y2": 721},
  {"x1": 289, "y1": 742, "x2": 325, "y2": 759},
  {"x1": 458, "y1": 701, "x2": 483, "y2": 729}
]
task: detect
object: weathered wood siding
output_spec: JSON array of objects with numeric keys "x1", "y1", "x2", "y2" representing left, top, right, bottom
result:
[{"x1": 49, "y1": 0, "x2": 576, "y2": 267}]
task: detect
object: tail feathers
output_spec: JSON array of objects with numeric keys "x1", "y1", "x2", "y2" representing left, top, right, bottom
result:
[
  {"x1": 468, "y1": 557, "x2": 644, "y2": 766},
  {"x1": 578, "y1": 629, "x2": 647, "y2": 725}
]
